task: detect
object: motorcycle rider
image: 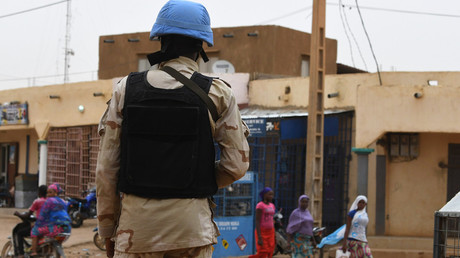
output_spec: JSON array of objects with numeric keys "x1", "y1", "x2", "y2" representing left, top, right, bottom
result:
[
  {"x1": 96, "y1": 0, "x2": 250, "y2": 257},
  {"x1": 12, "y1": 185, "x2": 48, "y2": 257},
  {"x1": 30, "y1": 183, "x2": 71, "y2": 256}
]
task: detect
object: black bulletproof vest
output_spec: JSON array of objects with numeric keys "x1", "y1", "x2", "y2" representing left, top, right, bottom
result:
[{"x1": 118, "y1": 70, "x2": 217, "y2": 199}]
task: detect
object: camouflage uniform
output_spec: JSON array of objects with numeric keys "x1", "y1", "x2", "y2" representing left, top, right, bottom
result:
[{"x1": 96, "y1": 56, "x2": 250, "y2": 257}]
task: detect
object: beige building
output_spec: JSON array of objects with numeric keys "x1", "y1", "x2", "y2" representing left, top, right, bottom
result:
[
  {"x1": 250, "y1": 71, "x2": 460, "y2": 240},
  {"x1": 1, "y1": 71, "x2": 459, "y2": 238}
]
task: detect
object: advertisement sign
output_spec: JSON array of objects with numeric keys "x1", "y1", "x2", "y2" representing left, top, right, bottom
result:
[
  {"x1": 213, "y1": 216, "x2": 254, "y2": 257},
  {"x1": 244, "y1": 118, "x2": 266, "y2": 137},
  {"x1": 266, "y1": 118, "x2": 280, "y2": 137},
  {"x1": 0, "y1": 103, "x2": 29, "y2": 125}
]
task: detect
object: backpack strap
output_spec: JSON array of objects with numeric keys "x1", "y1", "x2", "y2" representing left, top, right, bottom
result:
[{"x1": 161, "y1": 66, "x2": 219, "y2": 122}]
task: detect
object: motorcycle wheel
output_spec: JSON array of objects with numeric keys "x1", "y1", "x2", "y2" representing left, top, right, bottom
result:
[
  {"x1": 68, "y1": 207, "x2": 83, "y2": 228},
  {"x1": 39, "y1": 243, "x2": 61, "y2": 258},
  {"x1": 1, "y1": 241, "x2": 14, "y2": 258},
  {"x1": 93, "y1": 232, "x2": 106, "y2": 251}
]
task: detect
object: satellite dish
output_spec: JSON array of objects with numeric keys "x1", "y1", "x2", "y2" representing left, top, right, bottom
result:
[{"x1": 211, "y1": 60, "x2": 235, "y2": 74}]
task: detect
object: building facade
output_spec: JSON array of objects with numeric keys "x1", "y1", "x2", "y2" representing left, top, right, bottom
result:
[
  {"x1": 250, "y1": 71, "x2": 460, "y2": 237},
  {"x1": 98, "y1": 25, "x2": 338, "y2": 80}
]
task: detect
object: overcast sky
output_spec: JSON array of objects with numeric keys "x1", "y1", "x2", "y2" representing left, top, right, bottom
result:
[{"x1": 1, "y1": 0, "x2": 459, "y2": 90}]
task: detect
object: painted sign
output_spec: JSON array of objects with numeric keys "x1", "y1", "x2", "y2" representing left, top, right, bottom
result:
[
  {"x1": 213, "y1": 216, "x2": 254, "y2": 257},
  {"x1": 0, "y1": 103, "x2": 29, "y2": 125},
  {"x1": 266, "y1": 118, "x2": 280, "y2": 137},
  {"x1": 244, "y1": 118, "x2": 266, "y2": 137}
]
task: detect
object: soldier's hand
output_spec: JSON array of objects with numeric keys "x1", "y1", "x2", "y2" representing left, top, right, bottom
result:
[{"x1": 105, "y1": 238, "x2": 115, "y2": 258}]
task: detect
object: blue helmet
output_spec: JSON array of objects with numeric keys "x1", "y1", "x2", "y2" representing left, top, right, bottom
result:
[{"x1": 150, "y1": 0, "x2": 213, "y2": 47}]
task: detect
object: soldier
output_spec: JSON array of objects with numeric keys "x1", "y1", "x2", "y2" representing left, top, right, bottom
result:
[{"x1": 96, "y1": 0, "x2": 250, "y2": 257}]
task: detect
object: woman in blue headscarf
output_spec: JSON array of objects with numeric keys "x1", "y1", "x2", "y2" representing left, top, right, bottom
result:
[
  {"x1": 30, "y1": 183, "x2": 71, "y2": 256},
  {"x1": 286, "y1": 195, "x2": 315, "y2": 257}
]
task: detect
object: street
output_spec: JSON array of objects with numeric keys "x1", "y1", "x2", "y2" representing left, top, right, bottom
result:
[
  {"x1": 0, "y1": 208, "x2": 292, "y2": 258},
  {"x1": 0, "y1": 208, "x2": 105, "y2": 257}
]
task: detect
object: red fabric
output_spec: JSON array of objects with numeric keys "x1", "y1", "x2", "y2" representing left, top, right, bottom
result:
[
  {"x1": 249, "y1": 228, "x2": 275, "y2": 258},
  {"x1": 255, "y1": 202, "x2": 275, "y2": 229},
  {"x1": 29, "y1": 197, "x2": 46, "y2": 218}
]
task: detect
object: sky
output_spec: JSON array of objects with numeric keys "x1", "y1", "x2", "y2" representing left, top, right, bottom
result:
[{"x1": 0, "y1": 0, "x2": 459, "y2": 90}]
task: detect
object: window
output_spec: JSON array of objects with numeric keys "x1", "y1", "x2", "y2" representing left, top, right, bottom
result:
[
  {"x1": 301, "y1": 55, "x2": 310, "y2": 77},
  {"x1": 138, "y1": 57, "x2": 150, "y2": 72},
  {"x1": 198, "y1": 57, "x2": 218, "y2": 73}
]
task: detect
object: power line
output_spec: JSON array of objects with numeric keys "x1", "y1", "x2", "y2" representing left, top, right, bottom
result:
[
  {"x1": 0, "y1": 0, "x2": 67, "y2": 20},
  {"x1": 341, "y1": 2, "x2": 368, "y2": 71},
  {"x1": 0, "y1": 70, "x2": 97, "y2": 82},
  {"x1": 355, "y1": 0, "x2": 382, "y2": 85},
  {"x1": 338, "y1": 0, "x2": 356, "y2": 67},
  {"x1": 257, "y1": 6, "x2": 311, "y2": 24},
  {"x1": 327, "y1": 2, "x2": 460, "y2": 18}
]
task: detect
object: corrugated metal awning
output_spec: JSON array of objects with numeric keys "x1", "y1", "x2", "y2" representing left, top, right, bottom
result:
[{"x1": 240, "y1": 107, "x2": 352, "y2": 119}]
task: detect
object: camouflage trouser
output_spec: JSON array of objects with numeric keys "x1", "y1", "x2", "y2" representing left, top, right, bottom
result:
[{"x1": 114, "y1": 244, "x2": 213, "y2": 258}]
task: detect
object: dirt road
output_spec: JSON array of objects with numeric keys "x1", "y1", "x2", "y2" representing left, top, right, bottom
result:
[{"x1": 0, "y1": 208, "x2": 105, "y2": 257}]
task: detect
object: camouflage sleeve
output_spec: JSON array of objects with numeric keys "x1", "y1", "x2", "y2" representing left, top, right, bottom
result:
[
  {"x1": 96, "y1": 77, "x2": 126, "y2": 239},
  {"x1": 211, "y1": 80, "x2": 250, "y2": 188}
]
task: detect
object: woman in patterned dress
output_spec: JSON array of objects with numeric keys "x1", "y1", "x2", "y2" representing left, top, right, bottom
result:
[
  {"x1": 341, "y1": 195, "x2": 373, "y2": 258},
  {"x1": 286, "y1": 195, "x2": 315, "y2": 258}
]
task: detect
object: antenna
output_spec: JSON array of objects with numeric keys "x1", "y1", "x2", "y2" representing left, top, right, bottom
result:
[{"x1": 64, "y1": 0, "x2": 73, "y2": 83}]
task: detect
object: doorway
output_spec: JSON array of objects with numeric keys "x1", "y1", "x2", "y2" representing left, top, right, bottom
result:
[
  {"x1": 447, "y1": 144, "x2": 460, "y2": 201},
  {"x1": 0, "y1": 143, "x2": 18, "y2": 206}
]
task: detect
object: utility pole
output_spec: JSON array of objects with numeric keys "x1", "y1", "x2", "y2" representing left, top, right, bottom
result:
[
  {"x1": 305, "y1": 0, "x2": 326, "y2": 226},
  {"x1": 64, "y1": 0, "x2": 72, "y2": 83}
]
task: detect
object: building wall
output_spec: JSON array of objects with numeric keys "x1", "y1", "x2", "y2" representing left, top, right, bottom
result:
[
  {"x1": 0, "y1": 80, "x2": 113, "y2": 178},
  {"x1": 248, "y1": 71, "x2": 460, "y2": 237},
  {"x1": 249, "y1": 72, "x2": 460, "y2": 148},
  {"x1": 0, "y1": 80, "x2": 113, "y2": 137},
  {"x1": 98, "y1": 25, "x2": 338, "y2": 80},
  {"x1": 385, "y1": 133, "x2": 460, "y2": 236}
]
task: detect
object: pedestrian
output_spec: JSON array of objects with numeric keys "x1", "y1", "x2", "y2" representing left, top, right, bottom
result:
[
  {"x1": 30, "y1": 183, "x2": 71, "y2": 256},
  {"x1": 286, "y1": 194, "x2": 315, "y2": 258},
  {"x1": 341, "y1": 195, "x2": 373, "y2": 258},
  {"x1": 95, "y1": 0, "x2": 250, "y2": 257},
  {"x1": 12, "y1": 185, "x2": 48, "y2": 257},
  {"x1": 249, "y1": 187, "x2": 276, "y2": 258}
]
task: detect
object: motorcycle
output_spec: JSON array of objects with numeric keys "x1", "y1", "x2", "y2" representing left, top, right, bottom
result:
[
  {"x1": 273, "y1": 211, "x2": 291, "y2": 255},
  {"x1": 66, "y1": 187, "x2": 97, "y2": 228},
  {"x1": 1, "y1": 212, "x2": 70, "y2": 258},
  {"x1": 273, "y1": 210, "x2": 327, "y2": 257},
  {"x1": 312, "y1": 226, "x2": 326, "y2": 257},
  {"x1": 93, "y1": 227, "x2": 106, "y2": 251}
]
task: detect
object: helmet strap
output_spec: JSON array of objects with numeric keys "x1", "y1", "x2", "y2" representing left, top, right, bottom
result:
[
  {"x1": 147, "y1": 51, "x2": 179, "y2": 66},
  {"x1": 200, "y1": 49, "x2": 209, "y2": 63}
]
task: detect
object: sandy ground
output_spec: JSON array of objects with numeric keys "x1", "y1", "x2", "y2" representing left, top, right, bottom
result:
[
  {"x1": 0, "y1": 208, "x2": 292, "y2": 257},
  {"x1": 0, "y1": 208, "x2": 105, "y2": 257}
]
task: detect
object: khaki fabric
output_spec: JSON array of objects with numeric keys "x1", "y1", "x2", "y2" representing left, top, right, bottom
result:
[
  {"x1": 96, "y1": 57, "x2": 250, "y2": 254},
  {"x1": 114, "y1": 244, "x2": 213, "y2": 258}
]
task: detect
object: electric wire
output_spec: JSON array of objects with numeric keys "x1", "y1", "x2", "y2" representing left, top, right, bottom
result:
[
  {"x1": 328, "y1": 2, "x2": 460, "y2": 19},
  {"x1": 0, "y1": 0, "x2": 67, "y2": 19},
  {"x1": 341, "y1": 2, "x2": 368, "y2": 71},
  {"x1": 338, "y1": 0, "x2": 356, "y2": 67},
  {"x1": 354, "y1": 0, "x2": 382, "y2": 85},
  {"x1": 0, "y1": 70, "x2": 97, "y2": 82},
  {"x1": 257, "y1": 6, "x2": 311, "y2": 24}
]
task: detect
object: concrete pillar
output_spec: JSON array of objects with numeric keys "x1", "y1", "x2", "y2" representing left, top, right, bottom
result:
[
  {"x1": 38, "y1": 140, "x2": 48, "y2": 186},
  {"x1": 352, "y1": 148, "x2": 374, "y2": 196}
]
